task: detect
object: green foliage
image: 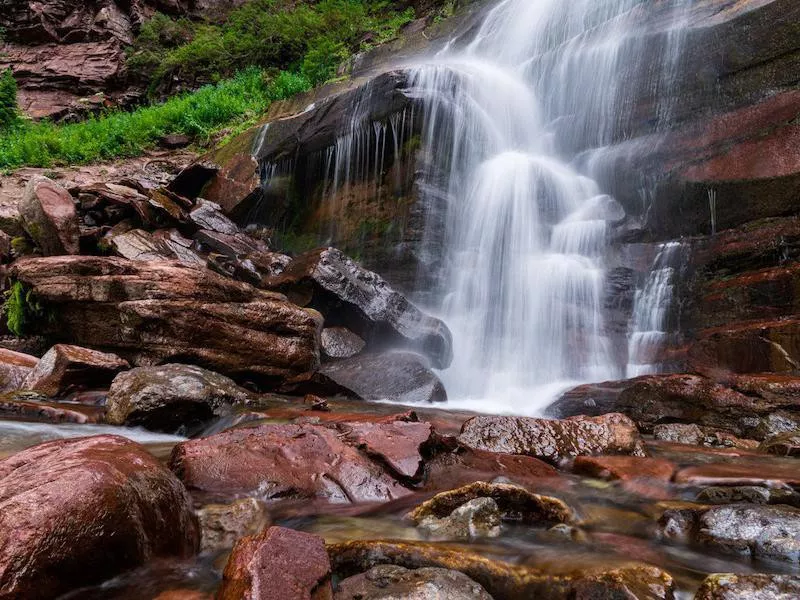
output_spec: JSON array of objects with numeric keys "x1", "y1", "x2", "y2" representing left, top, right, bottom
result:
[
  {"x1": 129, "y1": 0, "x2": 414, "y2": 91},
  {"x1": 3, "y1": 281, "x2": 50, "y2": 337},
  {"x1": 0, "y1": 69, "x2": 19, "y2": 131}
]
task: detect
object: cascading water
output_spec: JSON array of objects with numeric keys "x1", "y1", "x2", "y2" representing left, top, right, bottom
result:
[{"x1": 397, "y1": 0, "x2": 689, "y2": 412}]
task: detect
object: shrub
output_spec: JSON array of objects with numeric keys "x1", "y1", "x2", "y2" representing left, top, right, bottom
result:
[{"x1": 0, "y1": 69, "x2": 19, "y2": 131}]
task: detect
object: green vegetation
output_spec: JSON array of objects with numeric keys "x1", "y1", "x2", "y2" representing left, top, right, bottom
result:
[
  {"x1": 3, "y1": 281, "x2": 51, "y2": 337},
  {"x1": 0, "y1": 69, "x2": 19, "y2": 132},
  {"x1": 0, "y1": 68, "x2": 310, "y2": 170},
  {"x1": 128, "y1": 0, "x2": 414, "y2": 93}
]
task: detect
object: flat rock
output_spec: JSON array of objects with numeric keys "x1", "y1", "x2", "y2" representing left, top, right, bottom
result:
[
  {"x1": 653, "y1": 423, "x2": 759, "y2": 450},
  {"x1": 105, "y1": 364, "x2": 251, "y2": 433},
  {"x1": 457, "y1": 413, "x2": 646, "y2": 465},
  {"x1": 0, "y1": 348, "x2": 38, "y2": 393},
  {"x1": 188, "y1": 199, "x2": 239, "y2": 235},
  {"x1": 265, "y1": 248, "x2": 452, "y2": 369},
  {"x1": 196, "y1": 498, "x2": 270, "y2": 553},
  {"x1": 19, "y1": 175, "x2": 80, "y2": 256},
  {"x1": 219, "y1": 526, "x2": 332, "y2": 600},
  {"x1": 572, "y1": 455, "x2": 676, "y2": 482},
  {"x1": 342, "y1": 420, "x2": 434, "y2": 480},
  {"x1": 315, "y1": 352, "x2": 447, "y2": 404},
  {"x1": 0, "y1": 435, "x2": 199, "y2": 599},
  {"x1": 321, "y1": 327, "x2": 365, "y2": 360},
  {"x1": 169, "y1": 423, "x2": 411, "y2": 502},
  {"x1": 334, "y1": 565, "x2": 493, "y2": 599},
  {"x1": 22, "y1": 344, "x2": 129, "y2": 397},
  {"x1": 694, "y1": 574, "x2": 800, "y2": 600},
  {"x1": 0, "y1": 394, "x2": 103, "y2": 424}
]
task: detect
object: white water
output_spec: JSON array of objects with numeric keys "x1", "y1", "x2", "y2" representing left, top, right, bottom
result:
[{"x1": 402, "y1": 0, "x2": 689, "y2": 412}]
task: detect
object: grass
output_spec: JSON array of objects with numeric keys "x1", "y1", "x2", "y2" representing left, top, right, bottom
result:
[{"x1": 0, "y1": 68, "x2": 310, "y2": 170}]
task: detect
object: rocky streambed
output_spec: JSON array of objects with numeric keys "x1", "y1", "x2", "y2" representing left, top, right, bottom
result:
[{"x1": 0, "y1": 162, "x2": 797, "y2": 599}]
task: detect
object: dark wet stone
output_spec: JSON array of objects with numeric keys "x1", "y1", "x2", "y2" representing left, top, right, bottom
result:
[
  {"x1": 196, "y1": 498, "x2": 270, "y2": 553},
  {"x1": 334, "y1": 565, "x2": 493, "y2": 599},
  {"x1": 457, "y1": 413, "x2": 645, "y2": 465},
  {"x1": 694, "y1": 574, "x2": 800, "y2": 600},
  {"x1": 414, "y1": 497, "x2": 503, "y2": 540},
  {"x1": 695, "y1": 486, "x2": 800, "y2": 508},
  {"x1": 105, "y1": 364, "x2": 250, "y2": 433},
  {"x1": 321, "y1": 327, "x2": 366, "y2": 360},
  {"x1": 219, "y1": 526, "x2": 332, "y2": 600},
  {"x1": 188, "y1": 199, "x2": 239, "y2": 235}
]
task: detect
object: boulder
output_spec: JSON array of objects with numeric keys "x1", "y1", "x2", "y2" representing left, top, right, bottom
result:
[
  {"x1": 0, "y1": 435, "x2": 199, "y2": 599},
  {"x1": 457, "y1": 413, "x2": 645, "y2": 465},
  {"x1": 105, "y1": 364, "x2": 251, "y2": 433},
  {"x1": 695, "y1": 486, "x2": 800, "y2": 508},
  {"x1": 196, "y1": 498, "x2": 270, "y2": 553},
  {"x1": 21, "y1": 344, "x2": 129, "y2": 397},
  {"x1": 19, "y1": 176, "x2": 80, "y2": 256},
  {"x1": 653, "y1": 424, "x2": 758, "y2": 450},
  {"x1": 659, "y1": 504, "x2": 800, "y2": 563},
  {"x1": 169, "y1": 423, "x2": 412, "y2": 502},
  {"x1": 572, "y1": 456, "x2": 676, "y2": 482},
  {"x1": 188, "y1": 199, "x2": 239, "y2": 235},
  {"x1": 109, "y1": 229, "x2": 184, "y2": 262},
  {"x1": 265, "y1": 248, "x2": 452, "y2": 369},
  {"x1": 334, "y1": 565, "x2": 493, "y2": 600},
  {"x1": 342, "y1": 420, "x2": 433, "y2": 480},
  {"x1": 414, "y1": 497, "x2": 502, "y2": 540},
  {"x1": 314, "y1": 352, "x2": 447, "y2": 404},
  {"x1": 10, "y1": 256, "x2": 322, "y2": 387},
  {"x1": 321, "y1": 327, "x2": 365, "y2": 360},
  {"x1": 218, "y1": 526, "x2": 332, "y2": 600},
  {"x1": 0, "y1": 349, "x2": 39, "y2": 393},
  {"x1": 694, "y1": 574, "x2": 800, "y2": 600}
]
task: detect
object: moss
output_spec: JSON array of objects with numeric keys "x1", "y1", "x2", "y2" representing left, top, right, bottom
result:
[
  {"x1": 3, "y1": 281, "x2": 52, "y2": 337},
  {"x1": 10, "y1": 236, "x2": 34, "y2": 257}
]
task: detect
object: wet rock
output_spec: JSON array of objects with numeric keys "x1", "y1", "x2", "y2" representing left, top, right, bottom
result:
[
  {"x1": 457, "y1": 413, "x2": 645, "y2": 465},
  {"x1": 695, "y1": 486, "x2": 800, "y2": 508},
  {"x1": 760, "y1": 432, "x2": 800, "y2": 457},
  {"x1": 10, "y1": 256, "x2": 322, "y2": 386},
  {"x1": 219, "y1": 526, "x2": 332, "y2": 600},
  {"x1": 330, "y1": 540, "x2": 674, "y2": 600},
  {"x1": 674, "y1": 461, "x2": 800, "y2": 488},
  {"x1": 169, "y1": 423, "x2": 411, "y2": 502},
  {"x1": 265, "y1": 248, "x2": 452, "y2": 369},
  {"x1": 409, "y1": 482, "x2": 575, "y2": 531},
  {"x1": 0, "y1": 393, "x2": 103, "y2": 424},
  {"x1": 315, "y1": 352, "x2": 447, "y2": 404},
  {"x1": 694, "y1": 573, "x2": 800, "y2": 600},
  {"x1": 0, "y1": 435, "x2": 199, "y2": 599},
  {"x1": 21, "y1": 344, "x2": 129, "y2": 397},
  {"x1": 414, "y1": 497, "x2": 502, "y2": 540},
  {"x1": 105, "y1": 364, "x2": 250, "y2": 433},
  {"x1": 188, "y1": 199, "x2": 239, "y2": 235},
  {"x1": 0, "y1": 348, "x2": 39, "y2": 393},
  {"x1": 196, "y1": 498, "x2": 270, "y2": 553},
  {"x1": 653, "y1": 423, "x2": 759, "y2": 450},
  {"x1": 334, "y1": 564, "x2": 493, "y2": 599},
  {"x1": 321, "y1": 327, "x2": 366, "y2": 360},
  {"x1": 659, "y1": 504, "x2": 800, "y2": 563},
  {"x1": 572, "y1": 455, "x2": 676, "y2": 482},
  {"x1": 19, "y1": 175, "x2": 80, "y2": 255},
  {"x1": 342, "y1": 420, "x2": 434, "y2": 480}
]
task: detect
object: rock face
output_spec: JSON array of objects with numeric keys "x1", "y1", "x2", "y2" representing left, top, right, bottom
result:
[
  {"x1": 21, "y1": 344, "x2": 129, "y2": 397},
  {"x1": 19, "y1": 176, "x2": 80, "y2": 256},
  {"x1": 315, "y1": 352, "x2": 447, "y2": 404},
  {"x1": 0, "y1": 349, "x2": 39, "y2": 393},
  {"x1": 169, "y1": 422, "x2": 416, "y2": 502},
  {"x1": 10, "y1": 256, "x2": 322, "y2": 387},
  {"x1": 0, "y1": 435, "x2": 199, "y2": 599},
  {"x1": 266, "y1": 248, "x2": 452, "y2": 369},
  {"x1": 105, "y1": 363, "x2": 251, "y2": 432},
  {"x1": 694, "y1": 574, "x2": 800, "y2": 600},
  {"x1": 334, "y1": 565, "x2": 493, "y2": 600},
  {"x1": 218, "y1": 526, "x2": 332, "y2": 600},
  {"x1": 457, "y1": 414, "x2": 645, "y2": 465}
]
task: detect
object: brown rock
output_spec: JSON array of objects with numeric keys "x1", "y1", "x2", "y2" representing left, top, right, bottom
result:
[
  {"x1": 196, "y1": 498, "x2": 270, "y2": 553},
  {"x1": 694, "y1": 574, "x2": 800, "y2": 600},
  {"x1": 342, "y1": 420, "x2": 434, "y2": 480},
  {"x1": 10, "y1": 256, "x2": 322, "y2": 386},
  {"x1": 572, "y1": 455, "x2": 676, "y2": 482},
  {"x1": 652, "y1": 423, "x2": 758, "y2": 450},
  {"x1": 0, "y1": 435, "x2": 199, "y2": 599},
  {"x1": 457, "y1": 413, "x2": 645, "y2": 465},
  {"x1": 218, "y1": 526, "x2": 332, "y2": 600},
  {"x1": 169, "y1": 423, "x2": 411, "y2": 502},
  {"x1": 334, "y1": 565, "x2": 492, "y2": 600},
  {"x1": 21, "y1": 344, "x2": 129, "y2": 397},
  {"x1": 0, "y1": 348, "x2": 39, "y2": 393},
  {"x1": 760, "y1": 431, "x2": 800, "y2": 457},
  {"x1": 19, "y1": 176, "x2": 80, "y2": 255},
  {"x1": 0, "y1": 394, "x2": 103, "y2": 424},
  {"x1": 674, "y1": 461, "x2": 800, "y2": 488}
]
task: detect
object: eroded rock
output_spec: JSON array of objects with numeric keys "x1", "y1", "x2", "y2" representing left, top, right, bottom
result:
[
  {"x1": 321, "y1": 327, "x2": 365, "y2": 360},
  {"x1": 334, "y1": 565, "x2": 493, "y2": 600},
  {"x1": 0, "y1": 349, "x2": 39, "y2": 393},
  {"x1": 22, "y1": 344, "x2": 129, "y2": 397},
  {"x1": 19, "y1": 176, "x2": 80, "y2": 256},
  {"x1": 342, "y1": 419, "x2": 433, "y2": 480},
  {"x1": 694, "y1": 573, "x2": 800, "y2": 600}
]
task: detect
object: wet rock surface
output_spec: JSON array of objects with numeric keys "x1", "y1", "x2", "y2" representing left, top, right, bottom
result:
[
  {"x1": 21, "y1": 344, "x2": 129, "y2": 397},
  {"x1": 694, "y1": 574, "x2": 800, "y2": 600},
  {"x1": 334, "y1": 564, "x2": 493, "y2": 599},
  {"x1": 457, "y1": 413, "x2": 645, "y2": 464},
  {"x1": 321, "y1": 327, "x2": 366, "y2": 360},
  {"x1": 572, "y1": 455, "x2": 676, "y2": 482},
  {"x1": 0, "y1": 349, "x2": 39, "y2": 393},
  {"x1": 0, "y1": 435, "x2": 199, "y2": 599},
  {"x1": 105, "y1": 364, "x2": 251, "y2": 433},
  {"x1": 196, "y1": 498, "x2": 270, "y2": 554}
]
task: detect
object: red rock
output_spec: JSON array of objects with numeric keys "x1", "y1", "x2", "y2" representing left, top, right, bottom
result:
[
  {"x1": 0, "y1": 435, "x2": 199, "y2": 599},
  {"x1": 674, "y1": 461, "x2": 800, "y2": 488},
  {"x1": 342, "y1": 420, "x2": 433, "y2": 480},
  {"x1": 457, "y1": 413, "x2": 645, "y2": 465},
  {"x1": 169, "y1": 423, "x2": 411, "y2": 502},
  {"x1": 0, "y1": 348, "x2": 38, "y2": 393},
  {"x1": 19, "y1": 175, "x2": 80, "y2": 255},
  {"x1": 218, "y1": 526, "x2": 332, "y2": 600},
  {"x1": 21, "y1": 344, "x2": 129, "y2": 397},
  {"x1": 572, "y1": 456, "x2": 676, "y2": 482},
  {"x1": 0, "y1": 396, "x2": 103, "y2": 424}
]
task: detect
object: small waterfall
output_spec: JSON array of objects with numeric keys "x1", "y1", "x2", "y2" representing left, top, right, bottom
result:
[{"x1": 626, "y1": 241, "x2": 686, "y2": 377}]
